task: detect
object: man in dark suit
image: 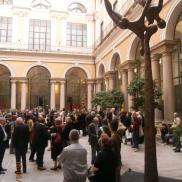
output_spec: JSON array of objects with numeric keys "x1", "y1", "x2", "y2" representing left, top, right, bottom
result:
[
  {"x1": 12, "y1": 117, "x2": 29, "y2": 174},
  {"x1": 0, "y1": 117, "x2": 8, "y2": 175},
  {"x1": 33, "y1": 117, "x2": 49, "y2": 170},
  {"x1": 88, "y1": 117, "x2": 99, "y2": 164}
]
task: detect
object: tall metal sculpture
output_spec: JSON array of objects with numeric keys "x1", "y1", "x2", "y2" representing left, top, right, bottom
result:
[{"x1": 104, "y1": 0, "x2": 166, "y2": 182}]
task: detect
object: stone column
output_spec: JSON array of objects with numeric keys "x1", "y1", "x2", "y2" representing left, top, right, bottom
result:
[
  {"x1": 105, "y1": 77, "x2": 109, "y2": 91},
  {"x1": 87, "y1": 81, "x2": 93, "y2": 110},
  {"x1": 162, "y1": 51, "x2": 175, "y2": 122},
  {"x1": 21, "y1": 80, "x2": 27, "y2": 111},
  {"x1": 121, "y1": 69, "x2": 128, "y2": 111},
  {"x1": 11, "y1": 80, "x2": 16, "y2": 110},
  {"x1": 109, "y1": 76, "x2": 114, "y2": 90},
  {"x1": 50, "y1": 81, "x2": 56, "y2": 110},
  {"x1": 152, "y1": 54, "x2": 163, "y2": 122},
  {"x1": 128, "y1": 67, "x2": 134, "y2": 111},
  {"x1": 96, "y1": 78, "x2": 102, "y2": 93},
  {"x1": 60, "y1": 80, "x2": 66, "y2": 110}
]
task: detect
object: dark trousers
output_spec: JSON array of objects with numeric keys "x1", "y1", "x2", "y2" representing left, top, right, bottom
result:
[
  {"x1": 115, "y1": 165, "x2": 121, "y2": 182},
  {"x1": 36, "y1": 148, "x2": 45, "y2": 167},
  {"x1": 0, "y1": 142, "x2": 6, "y2": 169},
  {"x1": 29, "y1": 144, "x2": 36, "y2": 160},
  {"x1": 15, "y1": 149, "x2": 27, "y2": 172},
  {"x1": 91, "y1": 145, "x2": 99, "y2": 164},
  {"x1": 132, "y1": 131, "x2": 139, "y2": 148}
]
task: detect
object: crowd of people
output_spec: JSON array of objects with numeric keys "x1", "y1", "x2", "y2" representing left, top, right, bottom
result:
[{"x1": 0, "y1": 107, "x2": 181, "y2": 182}]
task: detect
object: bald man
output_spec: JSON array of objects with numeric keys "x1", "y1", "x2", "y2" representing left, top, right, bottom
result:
[{"x1": 12, "y1": 117, "x2": 29, "y2": 174}]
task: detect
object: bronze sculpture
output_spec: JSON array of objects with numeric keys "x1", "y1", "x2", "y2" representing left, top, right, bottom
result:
[
  {"x1": 135, "y1": 0, "x2": 166, "y2": 28},
  {"x1": 104, "y1": 0, "x2": 165, "y2": 55},
  {"x1": 104, "y1": 0, "x2": 166, "y2": 182}
]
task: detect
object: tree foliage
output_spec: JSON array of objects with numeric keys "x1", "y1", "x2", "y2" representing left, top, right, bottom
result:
[
  {"x1": 92, "y1": 89, "x2": 124, "y2": 110},
  {"x1": 127, "y1": 76, "x2": 162, "y2": 111}
]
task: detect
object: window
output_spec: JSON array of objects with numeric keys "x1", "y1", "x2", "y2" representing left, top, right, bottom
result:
[
  {"x1": 0, "y1": 17, "x2": 12, "y2": 43},
  {"x1": 68, "y1": 3, "x2": 87, "y2": 13},
  {"x1": 67, "y1": 23, "x2": 87, "y2": 48},
  {"x1": 31, "y1": 0, "x2": 50, "y2": 9},
  {"x1": 0, "y1": 0, "x2": 11, "y2": 5},
  {"x1": 100, "y1": 21, "x2": 104, "y2": 41},
  {"x1": 29, "y1": 19, "x2": 51, "y2": 51}
]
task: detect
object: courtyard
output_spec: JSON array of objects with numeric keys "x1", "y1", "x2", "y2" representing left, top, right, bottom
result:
[{"x1": 0, "y1": 136, "x2": 182, "y2": 182}]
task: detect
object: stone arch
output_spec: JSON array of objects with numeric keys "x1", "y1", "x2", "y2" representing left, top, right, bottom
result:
[
  {"x1": 97, "y1": 62, "x2": 106, "y2": 78},
  {"x1": 63, "y1": 64, "x2": 91, "y2": 79},
  {"x1": 0, "y1": 61, "x2": 15, "y2": 77},
  {"x1": 127, "y1": 35, "x2": 140, "y2": 60},
  {"x1": 109, "y1": 51, "x2": 121, "y2": 71},
  {"x1": 67, "y1": 0, "x2": 88, "y2": 12},
  {"x1": 23, "y1": 62, "x2": 54, "y2": 78},
  {"x1": 161, "y1": 0, "x2": 182, "y2": 40}
]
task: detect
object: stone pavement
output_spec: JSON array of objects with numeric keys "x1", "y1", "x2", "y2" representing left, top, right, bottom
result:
[{"x1": 0, "y1": 136, "x2": 182, "y2": 182}]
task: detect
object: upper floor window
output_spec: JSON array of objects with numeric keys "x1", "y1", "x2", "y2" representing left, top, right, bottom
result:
[
  {"x1": 0, "y1": 0, "x2": 11, "y2": 5},
  {"x1": 67, "y1": 23, "x2": 87, "y2": 47},
  {"x1": 68, "y1": 3, "x2": 87, "y2": 13},
  {"x1": 29, "y1": 19, "x2": 51, "y2": 51},
  {"x1": 0, "y1": 17, "x2": 12, "y2": 43},
  {"x1": 31, "y1": 0, "x2": 50, "y2": 9}
]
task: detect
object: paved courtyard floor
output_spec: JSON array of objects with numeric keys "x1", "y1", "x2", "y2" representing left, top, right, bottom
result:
[{"x1": 0, "y1": 136, "x2": 182, "y2": 182}]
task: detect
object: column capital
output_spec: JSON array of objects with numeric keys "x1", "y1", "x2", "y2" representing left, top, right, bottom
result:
[
  {"x1": 118, "y1": 60, "x2": 136, "y2": 71},
  {"x1": 10, "y1": 79, "x2": 17, "y2": 83},
  {"x1": 96, "y1": 78, "x2": 103, "y2": 84},
  {"x1": 87, "y1": 79, "x2": 95, "y2": 84},
  {"x1": 104, "y1": 71, "x2": 116, "y2": 78},
  {"x1": 50, "y1": 80, "x2": 56, "y2": 84},
  {"x1": 151, "y1": 54, "x2": 161, "y2": 62},
  {"x1": 151, "y1": 40, "x2": 177, "y2": 55},
  {"x1": 11, "y1": 77, "x2": 27, "y2": 83}
]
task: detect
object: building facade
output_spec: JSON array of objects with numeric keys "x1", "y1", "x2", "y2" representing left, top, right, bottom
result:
[{"x1": 0, "y1": 0, "x2": 181, "y2": 122}]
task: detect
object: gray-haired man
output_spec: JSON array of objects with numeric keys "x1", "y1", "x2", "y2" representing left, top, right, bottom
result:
[{"x1": 59, "y1": 129, "x2": 87, "y2": 182}]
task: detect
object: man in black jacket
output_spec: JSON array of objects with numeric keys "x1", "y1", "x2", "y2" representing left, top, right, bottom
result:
[
  {"x1": 33, "y1": 117, "x2": 49, "y2": 170},
  {"x1": 0, "y1": 117, "x2": 8, "y2": 175},
  {"x1": 88, "y1": 117, "x2": 99, "y2": 164},
  {"x1": 12, "y1": 117, "x2": 29, "y2": 174}
]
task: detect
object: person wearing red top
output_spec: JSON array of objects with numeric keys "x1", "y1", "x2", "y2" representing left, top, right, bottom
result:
[{"x1": 131, "y1": 112, "x2": 140, "y2": 152}]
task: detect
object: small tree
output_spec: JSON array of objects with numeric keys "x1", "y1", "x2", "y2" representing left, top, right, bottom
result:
[
  {"x1": 92, "y1": 89, "x2": 124, "y2": 110},
  {"x1": 127, "y1": 76, "x2": 162, "y2": 111}
]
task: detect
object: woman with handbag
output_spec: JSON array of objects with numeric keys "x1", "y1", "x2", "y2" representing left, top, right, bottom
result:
[{"x1": 50, "y1": 117, "x2": 63, "y2": 170}]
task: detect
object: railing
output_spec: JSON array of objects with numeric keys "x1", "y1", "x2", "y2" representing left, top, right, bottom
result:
[
  {"x1": 0, "y1": 42, "x2": 94, "y2": 55},
  {"x1": 94, "y1": 0, "x2": 135, "y2": 49}
]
